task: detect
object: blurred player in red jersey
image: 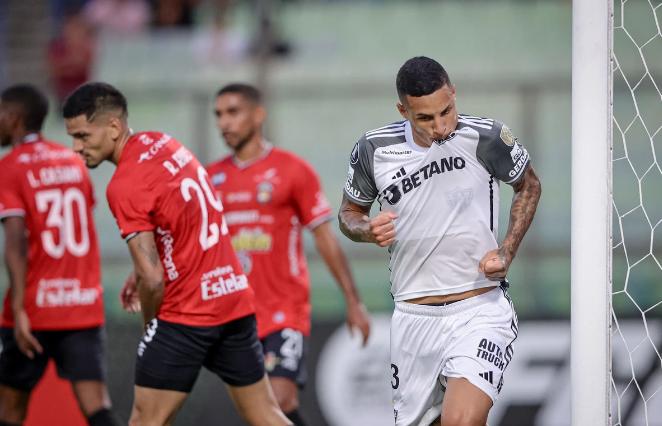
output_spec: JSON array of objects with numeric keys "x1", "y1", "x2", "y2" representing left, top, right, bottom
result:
[
  {"x1": 206, "y1": 83, "x2": 371, "y2": 425},
  {"x1": 0, "y1": 85, "x2": 119, "y2": 426},
  {"x1": 62, "y1": 82, "x2": 291, "y2": 426}
]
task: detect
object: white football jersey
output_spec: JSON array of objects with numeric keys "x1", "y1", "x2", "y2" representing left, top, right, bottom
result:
[{"x1": 344, "y1": 115, "x2": 530, "y2": 301}]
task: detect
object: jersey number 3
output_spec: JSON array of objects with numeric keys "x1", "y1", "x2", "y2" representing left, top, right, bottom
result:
[
  {"x1": 180, "y1": 166, "x2": 228, "y2": 251},
  {"x1": 35, "y1": 188, "x2": 90, "y2": 258},
  {"x1": 391, "y1": 363, "x2": 400, "y2": 389}
]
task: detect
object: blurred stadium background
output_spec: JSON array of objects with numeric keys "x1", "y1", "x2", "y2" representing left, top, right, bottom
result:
[{"x1": 0, "y1": 0, "x2": 660, "y2": 425}]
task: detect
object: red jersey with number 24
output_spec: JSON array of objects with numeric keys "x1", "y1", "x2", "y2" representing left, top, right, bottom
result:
[
  {"x1": 206, "y1": 145, "x2": 332, "y2": 338},
  {"x1": 107, "y1": 132, "x2": 254, "y2": 327},
  {"x1": 0, "y1": 138, "x2": 104, "y2": 330}
]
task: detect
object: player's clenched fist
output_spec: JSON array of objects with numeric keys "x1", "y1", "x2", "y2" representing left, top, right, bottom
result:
[
  {"x1": 479, "y1": 248, "x2": 512, "y2": 280},
  {"x1": 364, "y1": 211, "x2": 398, "y2": 247}
]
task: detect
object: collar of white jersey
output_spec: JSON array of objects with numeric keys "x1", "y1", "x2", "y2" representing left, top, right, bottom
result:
[
  {"x1": 404, "y1": 121, "x2": 428, "y2": 153},
  {"x1": 232, "y1": 141, "x2": 273, "y2": 169},
  {"x1": 22, "y1": 133, "x2": 41, "y2": 143}
]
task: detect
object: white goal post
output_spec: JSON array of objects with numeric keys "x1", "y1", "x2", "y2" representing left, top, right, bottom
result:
[{"x1": 571, "y1": 0, "x2": 613, "y2": 425}]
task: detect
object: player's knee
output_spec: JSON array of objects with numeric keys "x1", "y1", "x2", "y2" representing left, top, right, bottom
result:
[
  {"x1": 274, "y1": 389, "x2": 299, "y2": 413},
  {"x1": 73, "y1": 385, "x2": 111, "y2": 417},
  {"x1": 0, "y1": 390, "x2": 29, "y2": 424},
  {"x1": 0, "y1": 402, "x2": 27, "y2": 423},
  {"x1": 128, "y1": 404, "x2": 146, "y2": 426}
]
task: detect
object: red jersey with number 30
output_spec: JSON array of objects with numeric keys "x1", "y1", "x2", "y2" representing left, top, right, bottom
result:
[
  {"x1": 0, "y1": 137, "x2": 104, "y2": 330},
  {"x1": 107, "y1": 132, "x2": 254, "y2": 326},
  {"x1": 206, "y1": 145, "x2": 332, "y2": 338}
]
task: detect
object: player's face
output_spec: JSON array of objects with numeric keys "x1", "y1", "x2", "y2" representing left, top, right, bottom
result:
[
  {"x1": 214, "y1": 93, "x2": 264, "y2": 152},
  {"x1": 0, "y1": 102, "x2": 18, "y2": 147},
  {"x1": 65, "y1": 114, "x2": 117, "y2": 168},
  {"x1": 398, "y1": 84, "x2": 458, "y2": 147}
]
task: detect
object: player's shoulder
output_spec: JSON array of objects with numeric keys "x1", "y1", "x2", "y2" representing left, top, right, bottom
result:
[
  {"x1": 457, "y1": 113, "x2": 508, "y2": 142},
  {"x1": 41, "y1": 139, "x2": 88, "y2": 168},
  {"x1": 0, "y1": 146, "x2": 18, "y2": 169},
  {"x1": 205, "y1": 154, "x2": 233, "y2": 187},
  {"x1": 269, "y1": 147, "x2": 320, "y2": 179},
  {"x1": 39, "y1": 138, "x2": 69, "y2": 150},
  {"x1": 269, "y1": 146, "x2": 308, "y2": 166},
  {"x1": 122, "y1": 131, "x2": 177, "y2": 165},
  {"x1": 205, "y1": 154, "x2": 233, "y2": 172},
  {"x1": 0, "y1": 141, "x2": 37, "y2": 166},
  {"x1": 351, "y1": 120, "x2": 408, "y2": 161},
  {"x1": 0, "y1": 139, "x2": 70, "y2": 169},
  {"x1": 360, "y1": 120, "x2": 408, "y2": 146}
]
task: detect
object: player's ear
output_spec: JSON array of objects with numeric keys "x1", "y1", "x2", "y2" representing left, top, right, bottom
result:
[
  {"x1": 107, "y1": 116, "x2": 123, "y2": 140},
  {"x1": 254, "y1": 105, "x2": 267, "y2": 126},
  {"x1": 450, "y1": 84, "x2": 457, "y2": 99},
  {"x1": 396, "y1": 102, "x2": 408, "y2": 119},
  {"x1": 5, "y1": 106, "x2": 22, "y2": 132}
]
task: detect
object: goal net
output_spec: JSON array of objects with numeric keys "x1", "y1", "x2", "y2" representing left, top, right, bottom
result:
[{"x1": 611, "y1": 1, "x2": 662, "y2": 425}]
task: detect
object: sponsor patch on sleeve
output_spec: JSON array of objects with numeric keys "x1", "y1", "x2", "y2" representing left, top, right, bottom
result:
[
  {"x1": 350, "y1": 142, "x2": 359, "y2": 165},
  {"x1": 500, "y1": 125, "x2": 516, "y2": 146}
]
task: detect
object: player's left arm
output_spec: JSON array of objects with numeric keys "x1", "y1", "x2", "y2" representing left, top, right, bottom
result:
[
  {"x1": 479, "y1": 165, "x2": 542, "y2": 279},
  {"x1": 311, "y1": 221, "x2": 371, "y2": 345},
  {"x1": 126, "y1": 231, "x2": 164, "y2": 328},
  {"x1": 292, "y1": 156, "x2": 371, "y2": 344},
  {"x1": 2, "y1": 217, "x2": 43, "y2": 359}
]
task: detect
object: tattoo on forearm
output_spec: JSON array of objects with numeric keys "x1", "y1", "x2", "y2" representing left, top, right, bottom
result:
[
  {"x1": 502, "y1": 168, "x2": 542, "y2": 259},
  {"x1": 338, "y1": 196, "x2": 374, "y2": 243},
  {"x1": 339, "y1": 214, "x2": 371, "y2": 243}
]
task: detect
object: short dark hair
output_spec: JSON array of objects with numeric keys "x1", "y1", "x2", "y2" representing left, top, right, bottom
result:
[
  {"x1": 216, "y1": 83, "x2": 262, "y2": 104},
  {"x1": 62, "y1": 82, "x2": 128, "y2": 121},
  {"x1": 1, "y1": 84, "x2": 49, "y2": 132},
  {"x1": 396, "y1": 56, "x2": 451, "y2": 100}
]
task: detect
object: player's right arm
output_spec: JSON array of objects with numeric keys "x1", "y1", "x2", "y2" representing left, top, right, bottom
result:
[
  {"x1": 2, "y1": 216, "x2": 43, "y2": 359},
  {"x1": 338, "y1": 195, "x2": 397, "y2": 247},
  {"x1": 339, "y1": 138, "x2": 397, "y2": 247},
  {"x1": 126, "y1": 232, "x2": 164, "y2": 328}
]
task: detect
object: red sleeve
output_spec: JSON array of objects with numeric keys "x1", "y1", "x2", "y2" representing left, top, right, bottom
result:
[
  {"x1": 107, "y1": 176, "x2": 157, "y2": 240},
  {"x1": 80, "y1": 161, "x2": 96, "y2": 209},
  {"x1": 291, "y1": 157, "x2": 332, "y2": 229},
  {"x1": 0, "y1": 162, "x2": 26, "y2": 219}
]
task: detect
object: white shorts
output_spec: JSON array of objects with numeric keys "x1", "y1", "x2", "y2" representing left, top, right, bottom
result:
[{"x1": 390, "y1": 285, "x2": 518, "y2": 426}]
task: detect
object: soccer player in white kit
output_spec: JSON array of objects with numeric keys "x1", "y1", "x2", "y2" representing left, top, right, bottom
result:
[{"x1": 338, "y1": 56, "x2": 541, "y2": 426}]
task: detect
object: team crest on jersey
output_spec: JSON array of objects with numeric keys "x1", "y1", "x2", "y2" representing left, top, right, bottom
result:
[
  {"x1": 211, "y1": 172, "x2": 226, "y2": 186},
  {"x1": 446, "y1": 187, "x2": 474, "y2": 212},
  {"x1": 350, "y1": 142, "x2": 360, "y2": 165},
  {"x1": 256, "y1": 181, "x2": 273, "y2": 203},
  {"x1": 235, "y1": 251, "x2": 253, "y2": 274},
  {"x1": 500, "y1": 126, "x2": 516, "y2": 146}
]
